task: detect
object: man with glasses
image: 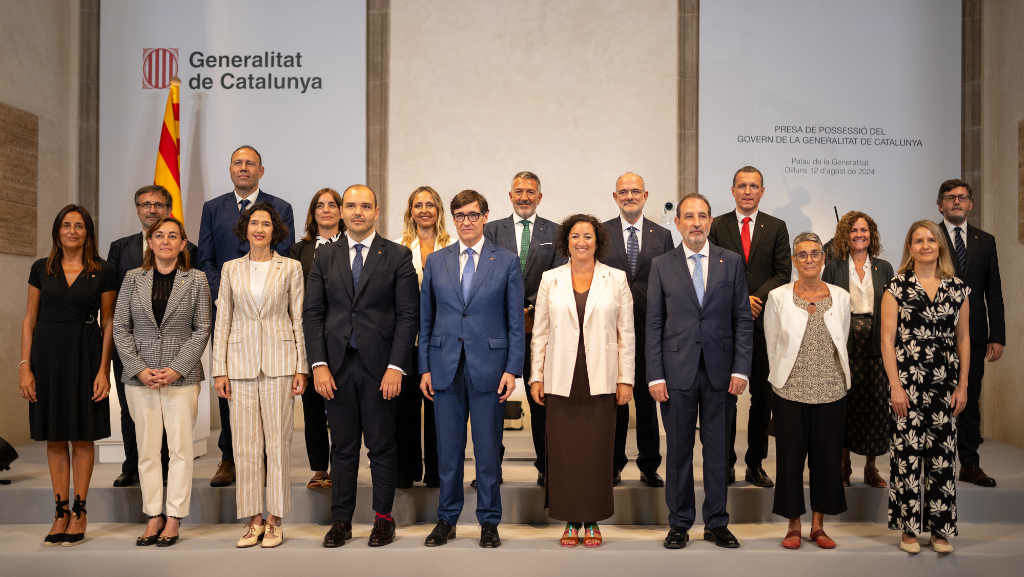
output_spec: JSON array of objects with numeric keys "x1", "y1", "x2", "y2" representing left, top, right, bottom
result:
[
  {"x1": 602, "y1": 172, "x2": 675, "y2": 487},
  {"x1": 708, "y1": 165, "x2": 791, "y2": 488},
  {"x1": 935, "y1": 178, "x2": 1004, "y2": 487},
  {"x1": 107, "y1": 184, "x2": 197, "y2": 487},
  {"x1": 197, "y1": 145, "x2": 295, "y2": 487},
  {"x1": 419, "y1": 190, "x2": 524, "y2": 548},
  {"x1": 483, "y1": 171, "x2": 562, "y2": 487}
]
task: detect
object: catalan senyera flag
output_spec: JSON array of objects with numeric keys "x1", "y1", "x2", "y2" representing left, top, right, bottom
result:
[{"x1": 154, "y1": 78, "x2": 183, "y2": 221}]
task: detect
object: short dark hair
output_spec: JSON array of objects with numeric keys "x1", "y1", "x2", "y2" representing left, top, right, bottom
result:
[
  {"x1": 234, "y1": 201, "x2": 289, "y2": 246},
  {"x1": 732, "y1": 165, "x2": 764, "y2": 187},
  {"x1": 557, "y1": 214, "x2": 607, "y2": 260},
  {"x1": 341, "y1": 184, "x2": 378, "y2": 207},
  {"x1": 512, "y1": 171, "x2": 541, "y2": 191},
  {"x1": 134, "y1": 184, "x2": 173, "y2": 209},
  {"x1": 937, "y1": 178, "x2": 972, "y2": 204},
  {"x1": 231, "y1": 145, "x2": 263, "y2": 165},
  {"x1": 451, "y1": 189, "x2": 489, "y2": 214},
  {"x1": 676, "y1": 192, "x2": 712, "y2": 217}
]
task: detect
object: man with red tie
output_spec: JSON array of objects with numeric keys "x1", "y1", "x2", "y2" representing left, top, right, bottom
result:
[{"x1": 708, "y1": 165, "x2": 791, "y2": 488}]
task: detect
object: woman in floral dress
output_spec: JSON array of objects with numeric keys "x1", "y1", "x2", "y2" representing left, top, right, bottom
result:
[{"x1": 880, "y1": 220, "x2": 970, "y2": 555}]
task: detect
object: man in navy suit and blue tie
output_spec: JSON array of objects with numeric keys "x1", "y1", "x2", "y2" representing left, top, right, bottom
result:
[
  {"x1": 647, "y1": 193, "x2": 753, "y2": 550},
  {"x1": 419, "y1": 189, "x2": 525, "y2": 548},
  {"x1": 197, "y1": 145, "x2": 295, "y2": 487}
]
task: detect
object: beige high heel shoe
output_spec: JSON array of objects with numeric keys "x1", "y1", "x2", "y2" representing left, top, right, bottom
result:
[
  {"x1": 261, "y1": 523, "x2": 284, "y2": 548},
  {"x1": 236, "y1": 522, "x2": 265, "y2": 548}
]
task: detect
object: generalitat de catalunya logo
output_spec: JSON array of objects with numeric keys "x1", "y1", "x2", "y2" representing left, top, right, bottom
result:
[{"x1": 142, "y1": 48, "x2": 179, "y2": 89}]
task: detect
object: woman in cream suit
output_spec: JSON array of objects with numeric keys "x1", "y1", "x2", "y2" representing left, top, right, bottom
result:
[
  {"x1": 764, "y1": 232, "x2": 851, "y2": 550},
  {"x1": 397, "y1": 185, "x2": 453, "y2": 488},
  {"x1": 212, "y1": 202, "x2": 308, "y2": 549},
  {"x1": 529, "y1": 214, "x2": 634, "y2": 547},
  {"x1": 113, "y1": 216, "x2": 211, "y2": 547}
]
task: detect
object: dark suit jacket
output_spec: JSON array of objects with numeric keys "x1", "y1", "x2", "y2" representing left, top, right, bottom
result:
[
  {"x1": 646, "y1": 243, "x2": 753, "y2": 390},
  {"x1": 197, "y1": 191, "x2": 295, "y2": 302},
  {"x1": 303, "y1": 234, "x2": 419, "y2": 380},
  {"x1": 419, "y1": 241, "x2": 525, "y2": 392},
  {"x1": 821, "y1": 254, "x2": 894, "y2": 356},
  {"x1": 708, "y1": 210, "x2": 791, "y2": 329},
  {"x1": 483, "y1": 214, "x2": 563, "y2": 309},
  {"x1": 938, "y1": 222, "x2": 1005, "y2": 346},
  {"x1": 602, "y1": 217, "x2": 675, "y2": 346},
  {"x1": 107, "y1": 232, "x2": 199, "y2": 291}
]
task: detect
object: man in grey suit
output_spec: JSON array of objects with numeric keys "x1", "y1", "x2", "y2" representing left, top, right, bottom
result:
[
  {"x1": 648, "y1": 193, "x2": 753, "y2": 550},
  {"x1": 483, "y1": 171, "x2": 562, "y2": 486}
]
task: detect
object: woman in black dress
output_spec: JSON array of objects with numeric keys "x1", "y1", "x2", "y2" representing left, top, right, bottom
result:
[
  {"x1": 881, "y1": 220, "x2": 970, "y2": 555},
  {"x1": 822, "y1": 211, "x2": 894, "y2": 488},
  {"x1": 18, "y1": 205, "x2": 117, "y2": 545}
]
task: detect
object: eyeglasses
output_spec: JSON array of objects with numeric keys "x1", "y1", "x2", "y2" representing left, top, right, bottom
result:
[
  {"x1": 452, "y1": 212, "x2": 484, "y2": 223},
  {"x1": 795, "y1": 251, "x2": 824, "y2": 262},
  {"x1": 615, "y1": 188, "x2": 644, "y2": 198},
  {"x1": 136, "y1": 202, "x2": 169, "y2": 210},
  {"x1": 942, "y1": 193, "x2": 970, "y2": 203}
]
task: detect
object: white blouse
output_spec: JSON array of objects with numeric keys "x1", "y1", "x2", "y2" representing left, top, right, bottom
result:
[
  {"x1": 249, "y1": 260, "x2": 272, "y2": 307},
  {"x1": 847, "y1": 256, "x2": 874, "y2": 314}
]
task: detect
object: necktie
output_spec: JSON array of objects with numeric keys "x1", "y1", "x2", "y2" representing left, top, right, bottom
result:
[
  {"x1": 352, "y1": 243, "x2": 364, "y2": 290},
  {"x1": 239, "y1": 198, "x2": 250, "y2": 213},
  {"x1": 519, "y1": 220, "x2": 531, "y2": 274},
  {"x1": 954, "y1": 227, "x2": 967, "y2": 275},
  {"x1": 691, "y1": 253, "x2": 705, "y2": 306},
  {"x1": 741, "y1": 216, "x2": 752, "y2": 262},
  {"x1": 626, "y1": 226, "x2": 639, "y2": 277},
  {"x1": 462, "y1": 247, "x2": 476, "y2": 302}
]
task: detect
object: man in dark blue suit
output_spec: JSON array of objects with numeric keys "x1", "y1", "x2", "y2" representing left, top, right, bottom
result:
[
  {"x1": 419, "y1": 190, "x2": 525, "y2": 549},
  {"x1": 647, "y1": 193, "x2": 753, "y2": 550},
  {"x1": 197, "y1": 145, "x2": 295, "y2": 487}
]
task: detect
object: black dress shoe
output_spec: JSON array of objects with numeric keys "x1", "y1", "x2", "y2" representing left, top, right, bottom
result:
[
  {"x1": 536, "y1": 472, "x2": 545, "y2": 487},
  {"x1": 424, "y1": 520, "x2": 455, "y2": 547},
  {"x1": 113, "y1": 472, "x2": 139, "y2": 487},
  {"x1": 479, "y1": 523, "x2": 501, "y2": 548},
  {"x1": 959, "y1": 465, "x2": 997, "y2": 487},
  {"x1": 727, "y1": 468, "x2": 736, "y2": 486},
  {"x1": 744, "y1": 466, "x2": 774, "y2": 488},
  {"x1": 368, "y1": 517, "x2": 396, "y2": 547},
  {"x1": 703, "y1": 526, "x2": 740, "y2": 548},
  {"x1": 612, "y1": 471, "x2": 622, "y2": 486},
  {"x1": 209, "y1": 461, "x2": 235, "y2": 487},
  {"x1": 664, "y1": 527, "x2": 689, "y2": 549},
  {"x1": 640, "y1": 472, "x2": 665, "y2": 487},
  {"x1": 322, "y1": 521, "x2": 352, "y2": 548},
  {"x1": 155, "y1": 535, "x2": 179, "y2": 547}
]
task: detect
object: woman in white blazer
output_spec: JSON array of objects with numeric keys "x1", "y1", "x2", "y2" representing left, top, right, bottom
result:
[
  {"x1": 212, "y1": 202, "x2": 308, "y2": 549},
  {"x1": 529, "y1": 214, "x2": 634, "y2": 548},
  {"x1": 113, "y1": 216, "x2": 211, "y2": 547},
  {"x1": 764, "y1": 232, "x2": 851, "y2": 550}
]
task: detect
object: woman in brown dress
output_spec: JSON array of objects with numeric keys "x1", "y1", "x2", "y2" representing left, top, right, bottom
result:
[{"x1": 529, "y1": 214, "x2": 635, "y2": 547}]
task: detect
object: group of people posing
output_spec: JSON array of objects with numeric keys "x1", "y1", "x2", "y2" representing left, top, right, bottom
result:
[{"x1": 17, "y1": 145, "x2": 1004, "y2": 556}]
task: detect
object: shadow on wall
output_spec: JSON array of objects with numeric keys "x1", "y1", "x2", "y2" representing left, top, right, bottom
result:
[{"x1": 185, "y1": 93, "x2": 206, "y2": 241}]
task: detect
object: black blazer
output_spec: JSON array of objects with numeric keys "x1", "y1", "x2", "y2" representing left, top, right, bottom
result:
[
  {"x1": 821, "y1": 253, "x2": 894, "y2": 356},
  {"x1": 938, "y1": 222, "x2": 1005, "y2": 346},
  {"x1": 484, "y1": 214, "x2": 563, "y2": 308},
  {"x1": 709, "y1": 210, "x2": 791, "y2": 330},
  {"x1": 107, "y1": 232, "x2": 199, "y2": 291},
  {"x1": 302, "y1": 234, "x2": 419, "y2": 380},
  {"x1": 602, "y1": 217, "x2": 675, "y2": 345}
]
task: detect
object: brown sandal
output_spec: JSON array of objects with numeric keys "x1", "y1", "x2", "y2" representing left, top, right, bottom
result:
[
  {"x1": 781, "y1": 529, "x2": 801, "y2": 549},
  {"x1": 864, "y1": 466, "x2": 887, "y2": 488},
  {"x1": 809, "y1": 528, "x2": 836, "y2": 549},
  {"x1": 306, "y1": 471, "x2": 331, "y2": 489}
]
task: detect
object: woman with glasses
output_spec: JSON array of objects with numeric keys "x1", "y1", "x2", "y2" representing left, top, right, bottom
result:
[
  {"x1": 764, "y1": 232, "x2": 850, "y2": 550},
  {"x1": 822, "y1": 212, "x2": 894, "y2": 488}
]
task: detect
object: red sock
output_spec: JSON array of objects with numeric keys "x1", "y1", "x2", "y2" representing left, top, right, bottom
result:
[{"x1": 375, "y1": 512, "x2": 393, "y2": 522}]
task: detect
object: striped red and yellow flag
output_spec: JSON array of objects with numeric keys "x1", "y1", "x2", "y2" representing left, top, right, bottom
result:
[{"x1": 154, "y1": 78, "x2": 183, "y2": 221}]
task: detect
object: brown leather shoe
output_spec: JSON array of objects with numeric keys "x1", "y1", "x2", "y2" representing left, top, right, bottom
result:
[
  {"x1": 210, "y1": 461, "x2": 236, "y2": 487},
  {"x1": 959, "y1": 465, "x2": 997, "y2": 487},
  {"x1": 864, "y1": 466, "x2": 888, "y2": 488}
]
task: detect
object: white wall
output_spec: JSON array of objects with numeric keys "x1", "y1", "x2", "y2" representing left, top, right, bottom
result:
[{"x1": 387, "y1": 0, "x2": 678, "y2": 234}]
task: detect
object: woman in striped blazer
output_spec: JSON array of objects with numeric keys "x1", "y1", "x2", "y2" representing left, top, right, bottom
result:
[
  {"x1": 212, "y1": 202, "x2": 308, "y2": 549},
  {"x1": 112, "y1": 216, "x2": 211, "y2": 547}
]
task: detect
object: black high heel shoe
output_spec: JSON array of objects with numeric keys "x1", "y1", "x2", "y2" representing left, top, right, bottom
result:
[
  {"x1": 44, "y1": 496, "x2": 70, "y2": 544},
  {"x1": 137, "y1": 515, "x2": 166, "y2": 546},
  {"x1": 62, "y1": 495, "x2": 87, "y2": 546},
  {"x1": 156, "y1": 516, "x2": 181, "y2": 547}
]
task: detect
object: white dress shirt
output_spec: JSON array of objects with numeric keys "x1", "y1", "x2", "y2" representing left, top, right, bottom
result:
[
  {"x1": 620, "y1": 214, "x2": 645, "y2": 253},
  {"x1": 515, "y1": 213, "x2": 537, "y2": 257},
  {"x1": 848, "y1": 256, "x2": 874, "y2": 314},
  {"x1": 735, "y1": 209, "x2": 758, "y2": 234},
  {"x1": 234, "y1": 189, "x2": 260, "y2": 210},
  {"x1": 458, "y1": 237, "x2": 487, "y2": 281},
  {"x1": 943, "y1": 219, "x2": 968, "y2": 249}
]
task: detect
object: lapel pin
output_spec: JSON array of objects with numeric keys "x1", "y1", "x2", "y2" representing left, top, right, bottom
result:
[{"x1": 489, "y1": 256, "x2": 496, "y2": 261}]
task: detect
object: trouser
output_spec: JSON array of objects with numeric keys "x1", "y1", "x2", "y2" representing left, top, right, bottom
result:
[
  {"x1": 522, "y1": 337, "x2": 546, "y2": 473},
  {"x1": 956, "y1": 341, "x2": 988, "y2": 469},
  {"x1": 114, "y1": 358, "x2": 169, "y2": 475},
  {"x1": 397, "y1": 347, "x2": 424, "y2": 483},
  {"x1": 729, "y1": 328, "x2": 772, "y2": 469},
  {"x1": 661, "y1": 359, "x2": 730, "y2": 530},
  {"x1": 614, "y1": 355, "x2": 661, "y2": 475},
  {"x1": 326, "y1": 348, "x2": 397, "y2": 523},
  {"x1": 230, "y1": 374, "x2": 294, "y2": 519},
  {"x1": 772, "y1": 396, "x2": 847, "y2": 519},
  {"x1": 435, "y1": 352, "x2": 504, "y2": 526},
  {"x1": 124, "y1": 384, "x2": 199, "y2": 518},
  {"x1": 301, "y1": 379, "x2": 329, "y2": 472}
]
